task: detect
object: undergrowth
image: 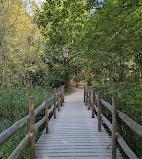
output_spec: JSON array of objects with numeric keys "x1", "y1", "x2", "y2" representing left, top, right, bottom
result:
[
  {"x1": 0, "y1": 86, "x2": 53, "y2": 159},
  {"x1": 93, "y1": 83, "x2": 142, "y2": 158}
]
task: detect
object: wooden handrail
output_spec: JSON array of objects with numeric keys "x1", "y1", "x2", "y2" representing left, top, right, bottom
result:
[
  {"x1": 7, "y1": 103, "x2": 56, "y2": 159},
  {"x1": 29, "y1": 96, "x2": 35, "y2": 159},
  {"x1": 93, "y1": 104, "x2": 139, "y2": 159},
  {"x1": 117, "y1": 110, "x2": 142, "y2": 137},
  {"x1": 112, "y1": 96, "x2": 117, "y2": 159},
  {"x1": 84, "y1": 85, "x2": 141, "y2": 159},
  {"x1": 97, "y1": 91, "x2": 101, "y2": 132},
  {"x1": 0, "y1": 85, "x2": 64, "y2": 159},
  {"x1": 95, "y1": 93, "x2": 142, "y2": 138},
  {"x1": 0, "y1": 96, "x2": 54, "y2": 146}
]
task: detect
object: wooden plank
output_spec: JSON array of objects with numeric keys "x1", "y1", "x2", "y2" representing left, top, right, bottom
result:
[
  {"x1": 88, "y1": 86, "x2": 91, "y2": 110},
  {"x1": 112, "y1": 96, "x2": 117, "y2": 159},
  {"x1": 100, "y1": 111, "x2": 139, "y2": 159},
  {"x1": 96, "y1": 95, "x2": 142, "y2": 137},
  {"x1": 85, "y1": 86, "x2": 88, "y2": 105},
  {"x1": 54, "y1": 88, "x2": 56, "y2": 119},
  {"x1": 58, "y1": 88, "x2": 60, "y2": 111},
  {"x1": 84, "y1": 85, "x2": 86, "y2": 102},
  {"x1": 7, "y1": 104, "x2": 55, "y2": 159},
  {"x1": 29, "y1": 96, "x2": 35, "y2": 159},
  {"x1": 62, "y1": 85, "x2": 64, "y2": 103},
  {"x1": 97, "y1": 91, "x2": 101, "y2": 132},
  {"x1": 36, "y1": 157, "x2": 122, "y2": 159},
  {"x1": 117, "y1": 110, "x2": 142, "y2": 137},
  {"x1": 0, "y1": 96, "x2": 54, "y2": 146},
  {"x1": 45, "y1": 92, "x2": 48, "y2": 133},
  {"x1": 7, "y1": 133, "x2": 30, "y2": 159},
  {"x1": 36, "y1": 88, "x2": 122, "y2": 159},
  {"x1": 92, "y1": 88, "x2": 95, "y2": 118}
]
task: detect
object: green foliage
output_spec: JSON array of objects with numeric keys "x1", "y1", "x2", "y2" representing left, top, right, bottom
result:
[
  {"x1": 0, "y1": 0, "x2": 47, "y2": 89},
  {"x1": 0, "y1": 0, "x2": 141, "y2": 157},
  {"x1": 0, "y1": 87, "x2": 53, "y2": 158},
  {"x1": 35, "y1": 0, "x2": 90, "y2": 88},
  {"x1": 78, "y1": 0, "x2": 142, "y2": 84},
  {"x1": 93, "y1": 83, "x2": 142, "y2": 157}
]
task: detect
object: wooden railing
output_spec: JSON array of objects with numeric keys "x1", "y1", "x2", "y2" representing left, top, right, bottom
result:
[
  {"x1": 84, "y1": 85, "x2": 142, "y2": 159},
  {"x1": 0, "y1": 86, "x2": 64, "y2": 159}
]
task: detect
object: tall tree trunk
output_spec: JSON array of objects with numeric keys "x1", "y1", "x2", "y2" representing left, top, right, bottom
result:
[{"x1": 119, "y1": 60, "x2": 124, "y2": 82}]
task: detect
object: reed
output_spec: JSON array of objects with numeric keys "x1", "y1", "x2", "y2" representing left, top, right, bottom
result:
[{"x1": 0, "y1": 86, "x2": 53, "y2": 159}]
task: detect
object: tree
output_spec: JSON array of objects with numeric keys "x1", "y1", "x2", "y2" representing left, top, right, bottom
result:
[
  {"x1": 35, "y1": 0, "x2": 90, "y2": 88},
  {"x1": 0, "y1": 0, "x2": 46, "y2": 89},
  {"x1": 78, "y1": 0, "x2": 142, "y2": 84}
]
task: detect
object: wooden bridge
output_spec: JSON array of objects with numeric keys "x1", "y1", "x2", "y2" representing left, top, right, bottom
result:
[
  {"x1": 36, "y1": 87, "x2": 122, "y2": 159},
  {"x1": 0, "y1": 85, "x2": 142, "y2": 159}
]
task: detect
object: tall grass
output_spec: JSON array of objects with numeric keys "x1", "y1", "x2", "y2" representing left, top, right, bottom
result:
[{"x1": 0, "y1": 86, "x2": 53, "y2": 159}]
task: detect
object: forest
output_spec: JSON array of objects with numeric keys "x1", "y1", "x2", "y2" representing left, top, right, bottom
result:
[{"x1": 0, "y1": 0, "x2": 142, "y2": 158}]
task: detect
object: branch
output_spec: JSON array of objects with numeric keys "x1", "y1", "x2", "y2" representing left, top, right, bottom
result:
[
  {"x1": 66, "y1": 57, "x2": 74, "y2": 64},
  {"x1": 122, "y1": 4, "x2": 142, "y2": 8},
  {"x1": 8, "y1": 11, "x2": 19, "y2": 28}
]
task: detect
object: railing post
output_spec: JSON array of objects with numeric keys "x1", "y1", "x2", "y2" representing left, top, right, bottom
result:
[
  {"x1": 62, "y1": 85, "x2": 64, "y2": 103},
  {"x1": 54, "y1": 88, "x2": 56, "y2": 119},
  {"x1": 97, "y1": 91, "x2": 101, "y2": 132},
  {"x1": 84, "y1": 85, "x2": 86, "y2": 102},
  {"x1": 29, "y1": 96, "x2": 35, "y2": 159},
  {"x1": 88, "y1": 86, "x2": 91, "y2": 110},
  {"x1": 85, "y1": 86, "x2": 88, "y2": 105},
  {"x1": 60, "y1": 87, "x2": 63, "y2": 106},
  {"x1": 112, "y1": 96, "x2": 117, "y2": 159},
  {"x1": 92, "y1": 88, "x2": 95, "y2": 118},
  {"x1": 58, "y1": 88, "x2": 60, "y2": 111},
  {"x1": 45, "y1": 92, "x2": 48, "y2": 133}
]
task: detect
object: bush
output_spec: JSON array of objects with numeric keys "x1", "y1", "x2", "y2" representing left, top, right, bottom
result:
[{"x1": 93, "y1": 82, "x2": 142, "y2": 158}]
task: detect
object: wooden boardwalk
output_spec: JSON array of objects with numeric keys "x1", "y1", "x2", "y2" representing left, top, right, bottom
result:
[{"x1": 36, "y1": 87, "x2": 122, "y2": 159}]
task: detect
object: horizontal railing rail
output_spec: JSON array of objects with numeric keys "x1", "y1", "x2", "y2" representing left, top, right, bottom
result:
[
  {"x1": 0, "y1": 86, "x2": 64, "y2": 159},
  {"x1": 84, "y1": 85, "x2": 141, "y2": 159}
]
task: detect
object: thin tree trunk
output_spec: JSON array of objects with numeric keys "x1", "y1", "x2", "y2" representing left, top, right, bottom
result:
[{"x1": 119, "y1": 60, "x2": 124, "y2": 82}]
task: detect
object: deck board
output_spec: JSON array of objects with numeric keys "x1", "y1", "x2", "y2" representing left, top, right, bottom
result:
[{"x1": 36, "y1": 87, "x2": 123, "y2": 159}]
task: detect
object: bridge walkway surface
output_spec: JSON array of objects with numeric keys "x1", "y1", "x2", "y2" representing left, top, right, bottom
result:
[{"x1": 36, "y1": 87, "x2": 122, "y2": 159}]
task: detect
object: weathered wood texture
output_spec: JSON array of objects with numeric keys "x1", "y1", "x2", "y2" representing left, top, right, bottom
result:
[
  {"x1": 84, "y1": 85, "x2": 86, "y2": 102},
  {"x1": 54, "y1": 88, "x2": 56, "y2": 119},
  {"x1": 92, "y1": 88, "x2": 95, "y2": 118},
  {"x1": 29, "y1": 96, "x2": 35, "y2": 159},
  {"x1": 0, "y1": 96, "x2": 54, "y2": 146},
  {"x1": 88, "y1": 86, "x2": 91, "y2": 110},
  {"x1": 112, "y1": 96, "x2": 117, "y2": 159},
  {"x1": 2, "y1": 87, "x2": 62, "y2": 159},
  {"x1": 101, "y1": 113, "x2": 139, "y2": 159},
  {"x1": 7, "y1": 102, "x2": 57, "y2": 159},
  {"x1": 97, "y1": 91, "x2": 101, "y2": 132},
  {"x1": 84, "y1": 87, "x2": 140, "y2": 159},
  {"x1": 94, "y1": 104, "x2": 139, "y2": 159},
  {"x1": 95, "y1": 95, "x2": 142, "y2": 137},
  {"x1": 36, "y1": 88, "x2": 122, "y2": 159},
  {"x1": 85, "y1": 86, "x2": 88, "y2": 105},
  {"x1": 58, "y1": 88, "x2": 60, "y2": 111},
  {"x1": 62, "y1": 85, "x2": 64, "y2": 103},
  {"x1": 45, "y1": 92, "x2": 48, "y2": 133},
  {"x1": 7, "y1": 133, "x2": 30, "y2": 159}
]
